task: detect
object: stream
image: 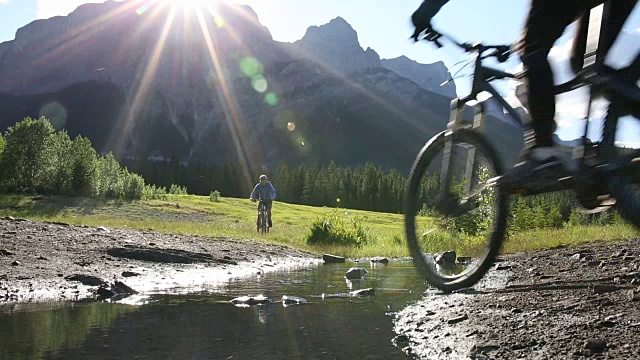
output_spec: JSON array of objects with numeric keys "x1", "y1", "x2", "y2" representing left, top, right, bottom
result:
[{"x1": 1, "y1": 260, "x2": 427, "y2": 359}]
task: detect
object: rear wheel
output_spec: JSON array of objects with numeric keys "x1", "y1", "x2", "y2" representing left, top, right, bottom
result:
[{"x1": 404, "y1": 128, "x2": 509, "y2": 292}]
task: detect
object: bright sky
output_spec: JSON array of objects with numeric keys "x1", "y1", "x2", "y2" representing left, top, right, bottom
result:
[{"x1": 1, "y1": 0, "x2": 639, "y2": 143}]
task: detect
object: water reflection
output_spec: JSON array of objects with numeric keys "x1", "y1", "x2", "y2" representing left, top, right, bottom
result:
[
  {"x1": 1, "y1": 261, "x2": 426, "y2": 360},
  {"x1": 0, "y1": 302, "x2": 136, "y2": 360}
]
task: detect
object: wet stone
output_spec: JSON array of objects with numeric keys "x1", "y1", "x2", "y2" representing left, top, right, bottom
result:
[
  {"x1": 370, "y1": 257, "x2": 389, "y2": 264},
  {"x1": 0, "y1": 249, "x2": 14, "y2": 256},
  {"x1": 11, "y1": 261, "x2": 21, "y2": 266},
  {"x1": 322, "y1": 254, "x2": 345, "y2": 264},
  {"x1": 281, "y1": 295, "x2": 307, "y2": 306},
  {"x1": 345, "y1": 267, "x2": 368, "y2": 280},
  {"x1": 350, "y1": 288, "x2": 375, "y2": 297},
  {"x1": 230, "y1": 295, "x2": 271, "y2": 306}
]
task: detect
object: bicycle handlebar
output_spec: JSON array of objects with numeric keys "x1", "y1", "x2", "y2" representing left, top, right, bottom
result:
[{"x1": 417, "y1": 28, "x2": 512, "y2": 63}]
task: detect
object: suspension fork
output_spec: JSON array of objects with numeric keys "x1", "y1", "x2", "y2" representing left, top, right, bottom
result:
[
  {"x1": 441, "y1": 99, "x2": 486, "y2": 198},
  {"x1": 440, "y1": 99, "x2": 464, "y2": 194}
]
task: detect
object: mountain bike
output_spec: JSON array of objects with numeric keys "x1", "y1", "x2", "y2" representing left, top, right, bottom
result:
[
  {"x1": 404, "y1": 1, "x2": 640, "y2": 292},
  {"x1": 257, "y1": 200, "x2": 270, "y2": 234}
]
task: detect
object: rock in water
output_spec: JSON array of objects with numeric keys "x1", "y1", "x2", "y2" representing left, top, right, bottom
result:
[
  {"x1": 435, "y1": 251, "x2": 457, "y2": 269},
  {"x1": 350, "y1": 288, "x2": 375, "y2": 297},
  {"x1": 231, "y1": 295, "x2": 271, "y2": 306},
  {"x1": 282, "y1": 295, "x2": 308, "y2": 306},
  {"x1": 345, "y1": 267, "x2": 368, "y2": 280},
  {"x1": 323, "y1": 254, "x2": 346, "y2": 263},
  {"x1": 370, "y1": 257, "x2": 389, "y2": 264}
]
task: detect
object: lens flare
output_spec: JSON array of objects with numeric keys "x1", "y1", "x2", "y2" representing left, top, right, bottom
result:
[
  {"x1": 240, "y1": 57, "x2": 263, "y2": 78},
  {"x1": 39, "y1": 102, "x2": 68, "y2": 130},
  {"x1": 287, "y1": 122, "x2": 296, "y2": 131},
  {"x1": 252, "y1": 76, "x2": 268, "y2": 93},
  {"x1": 265, "y1": 92, "x2": 278, "y2": 106}
]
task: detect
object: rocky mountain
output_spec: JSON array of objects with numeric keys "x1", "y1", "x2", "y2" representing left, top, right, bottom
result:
[
  {"x1": 381, "y1": 56, "x2": 456, "y2": 99},
  {"x1": 0, "y1": 0, "x2": 524, "y2": 175}
]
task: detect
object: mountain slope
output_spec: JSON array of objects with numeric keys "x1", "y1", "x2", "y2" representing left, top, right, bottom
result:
[{"x1": 0, "y1": 1, "x2": 525, "y2": 172}]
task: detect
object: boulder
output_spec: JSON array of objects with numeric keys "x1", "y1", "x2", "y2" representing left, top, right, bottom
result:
[
  {"x1": 345, "y1": 267, "x2": 368, "y2": 280},
  {"x1": 370, "y1": 257, "x2": 389, "y2": 264}
]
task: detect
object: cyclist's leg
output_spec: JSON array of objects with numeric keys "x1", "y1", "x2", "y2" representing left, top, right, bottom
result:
[
  {"x1": 256, "y1": 202, "x2": 261, "y2": 227},
  {"x1": 600, "y1": 0, "x2": 637, "y2": 61},
  {"x1": 515, "y1": 0, "x2": 602, "y2": 151},
  {"x1": 265, "y1": 201, "x2": 273, "y2": 227}
]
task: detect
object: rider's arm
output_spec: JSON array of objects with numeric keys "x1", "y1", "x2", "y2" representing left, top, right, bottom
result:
[
  {"x1": 268, "y1": 182, "x2": 276, "y2": 200},
  {"x1": 249, "y1": 184, "x2": 259, "y2": 200},
  {"x1": 412, "y1": 0, "x2": 451, "y2": 40}
]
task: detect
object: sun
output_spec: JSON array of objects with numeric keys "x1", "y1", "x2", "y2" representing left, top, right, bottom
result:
[{"x1": 159, "y1": 0, "x2": 221, "y2": 9}]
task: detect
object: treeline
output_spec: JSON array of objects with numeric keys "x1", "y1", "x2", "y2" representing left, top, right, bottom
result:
[
  {"x1": 0, "y1": 117, "x2": 623, "y2": 233},
  {"x1": 274, "y1": 162, "x2": 406, "y2": 212},
  {"x1": 123, "y1": 153, "x2": 623, "y2": 232},
  {"x1": 0, "y1": 117, "x2": 184, "y2": 199}
]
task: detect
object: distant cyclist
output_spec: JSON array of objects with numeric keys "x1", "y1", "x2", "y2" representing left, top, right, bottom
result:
[
  {"x1": 411, "y1": 0, "x2": 635, "y2": 189},
  {"x1": 250, "y1": 174, "x2": 276, "y2": 227}
]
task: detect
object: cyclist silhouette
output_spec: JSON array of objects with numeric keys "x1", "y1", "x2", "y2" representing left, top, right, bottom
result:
[
  {"x1": 411, "y1": 0, "x2": 636, "y2": 190},
  {"x1": 250, "y1": 174, "x2": 276, "y2": 227}
]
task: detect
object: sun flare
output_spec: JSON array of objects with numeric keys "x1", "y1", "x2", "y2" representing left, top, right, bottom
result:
[{"x1": 160, "y1": 0, "x2": 221, "y2": 9}]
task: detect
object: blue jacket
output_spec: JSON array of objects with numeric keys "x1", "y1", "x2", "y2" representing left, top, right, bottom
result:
[{"x1": 250, "y1": 181, "x2": 276, "y2": 201}]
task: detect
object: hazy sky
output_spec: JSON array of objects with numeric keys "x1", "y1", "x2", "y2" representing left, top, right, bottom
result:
[{"x1": 1, "y1": 0, "x2": 639, "y2": 142}]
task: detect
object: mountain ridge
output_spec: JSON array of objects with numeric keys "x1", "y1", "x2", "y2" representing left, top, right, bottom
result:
[{"x1": 0, "y1": 1, "x2": 524, "y2": 174}]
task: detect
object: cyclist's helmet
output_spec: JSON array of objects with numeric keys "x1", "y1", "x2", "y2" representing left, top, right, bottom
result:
[{"x1": 259, "y1": 175, "x2": 268, "y2": 180}]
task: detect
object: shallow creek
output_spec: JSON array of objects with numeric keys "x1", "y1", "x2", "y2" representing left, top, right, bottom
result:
[{"x1": 1, "y1": 260, "x2": 428, "y2": 359}]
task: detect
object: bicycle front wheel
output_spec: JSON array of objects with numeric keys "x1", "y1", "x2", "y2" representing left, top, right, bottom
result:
[
  {"x1": 603, "y1": 103, "x2": 640, "y2": 229},
  {"x1": 404, "y1": 128, "x2": 509, "y2": 292}
]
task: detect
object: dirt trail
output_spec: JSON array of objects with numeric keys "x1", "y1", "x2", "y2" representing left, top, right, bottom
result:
[
  {"x1": 394, "y1": 240, "x2": 640, "y2": 359},
  {"x1": 0, "y1": 217, "x2": 319, "y2": 304}
]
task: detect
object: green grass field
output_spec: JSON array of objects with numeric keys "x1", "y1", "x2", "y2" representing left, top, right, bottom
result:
[{"x1": 0, "y1": 194, "x2": 637, "y2": 258}]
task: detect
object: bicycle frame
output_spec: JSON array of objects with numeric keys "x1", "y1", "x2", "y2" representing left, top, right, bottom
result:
[{"x1": 439, "y1": 9, "x2": 640, "y2": 197}]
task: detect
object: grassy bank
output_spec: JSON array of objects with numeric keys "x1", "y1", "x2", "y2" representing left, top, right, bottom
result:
[{"x1": 0, "y1": 195, "x2": 637, "y2": 258}]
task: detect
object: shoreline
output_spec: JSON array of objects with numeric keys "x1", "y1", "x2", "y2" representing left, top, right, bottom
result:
[{"x1": 0, "y1": 218, "x2": 320, "y2": 305}]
